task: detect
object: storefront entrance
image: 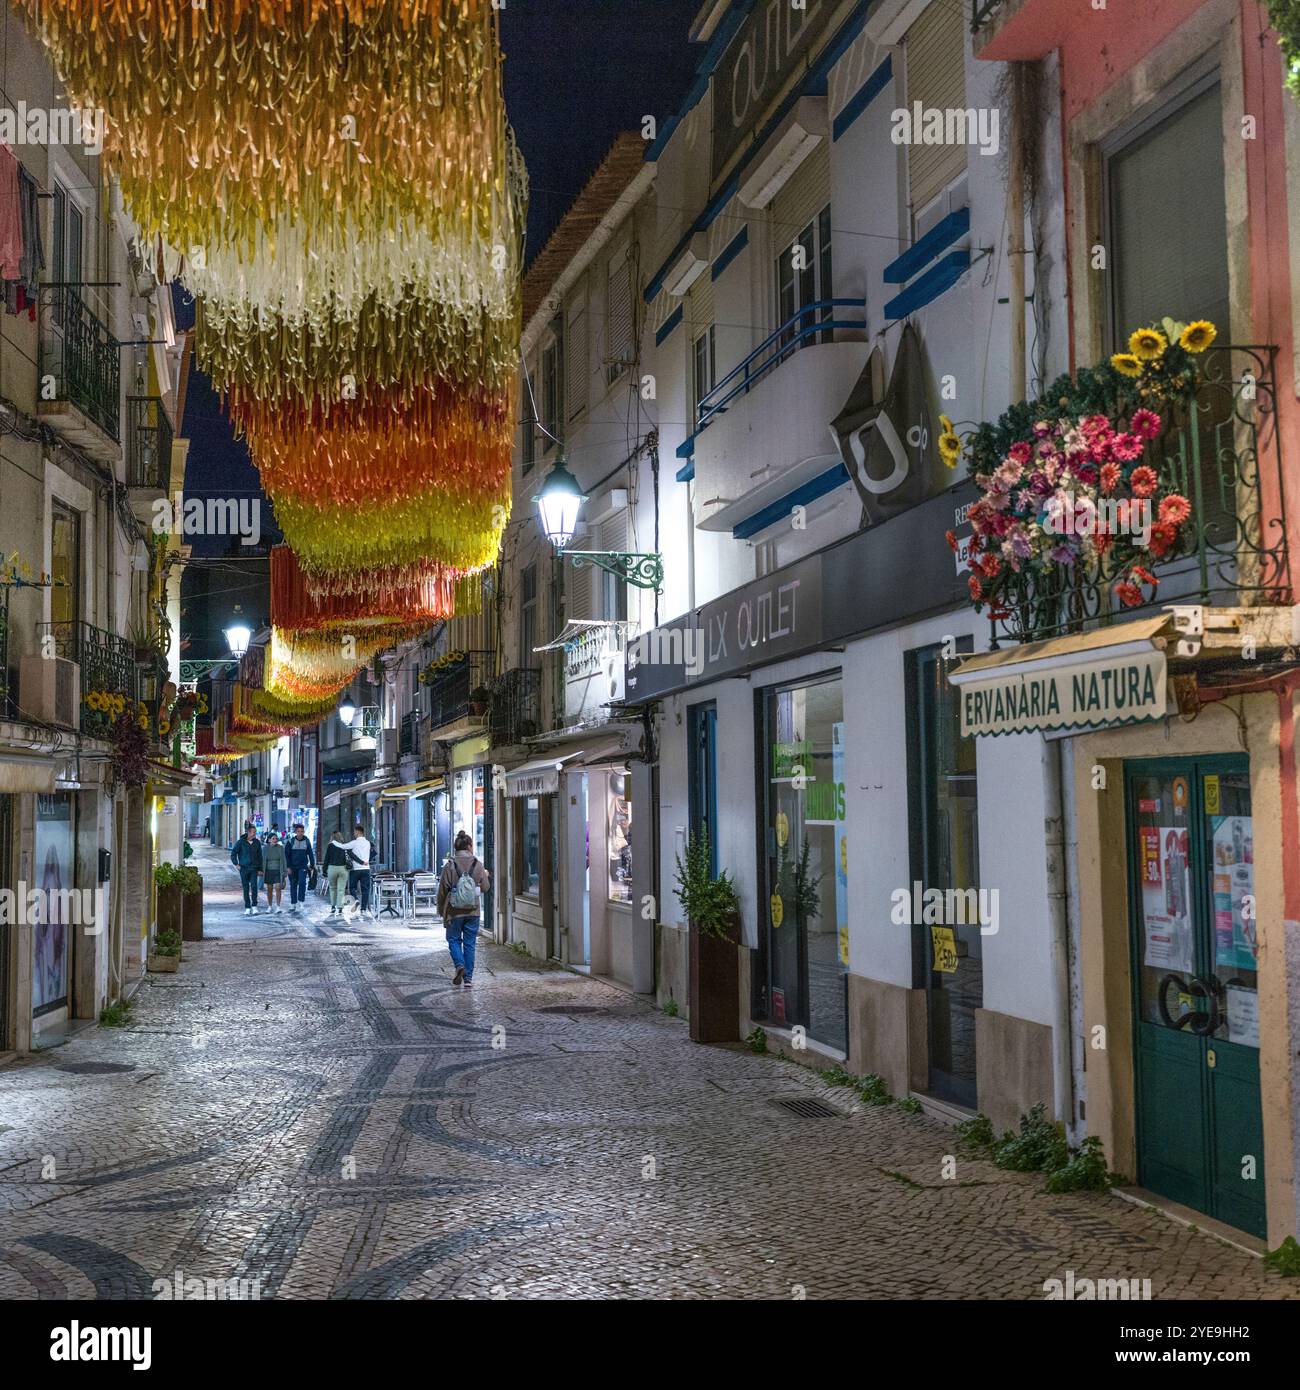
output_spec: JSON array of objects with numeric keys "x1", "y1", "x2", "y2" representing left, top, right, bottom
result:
[
  {"x1": 760, "y1": 674, "x2": 848, "y2": 1051},
  {"x1": 0, "y1": 793, "x2": 11, "y2": 1047},
  {"x1": 1125, "y1": 756, "x2": 1265, "y2": 1237}
]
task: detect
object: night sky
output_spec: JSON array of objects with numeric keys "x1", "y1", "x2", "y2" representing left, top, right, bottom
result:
[{"x1": 179, "y1": 0, "x2": 704, "y2": 526}]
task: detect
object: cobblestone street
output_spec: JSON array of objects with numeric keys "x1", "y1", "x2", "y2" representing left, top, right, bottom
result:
[{"x1": 0, "y1": 849, "x2": 1293, "y2": 1301}]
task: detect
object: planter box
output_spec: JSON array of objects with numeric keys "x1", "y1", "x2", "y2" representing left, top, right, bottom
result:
[
  {"x1": 182, "y1": 881, "x2": 203, "y2": 942},
  {"x1": 147, "y1": 954, "x2": 179, "y2": 973},
  {"x1": 156, "y1": 882, "x2": 183, "y2": 937},
  {"x1": 689, "y1": 916, "x2": 741, "y2": 1044}
]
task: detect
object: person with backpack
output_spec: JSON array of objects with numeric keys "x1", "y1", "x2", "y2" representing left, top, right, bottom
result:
[
  {"x1": 323, "y1": 831, "x2": 350, "y2": 916},
  {"x1": 230, "y1": 825, "x2": 264, "y2": 916},
  {"x1": 284, "y1": 822, "x2": 316, "y2": 913},
  {"x1": 437, "y1": 830, "x2": 490, "y2": 987}
]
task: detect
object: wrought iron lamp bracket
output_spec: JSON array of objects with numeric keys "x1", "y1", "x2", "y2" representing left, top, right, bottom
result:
[{"x1": 564, "y1": 550, "x2": 664, "y2": 593}]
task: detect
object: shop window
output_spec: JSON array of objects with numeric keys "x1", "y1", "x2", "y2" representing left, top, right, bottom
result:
[
  {"x1": 521, "y1": 796, "x2": 540, "y2": 895},
  {"x1": 607, "y1": 772, "x2": 631, "y2": 903}
]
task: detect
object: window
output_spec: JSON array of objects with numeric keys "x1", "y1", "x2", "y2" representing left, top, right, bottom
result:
[
  {"x1": 598, "y1": 513, "x2": 629, "y2": 623},
  {"x1": 692, "y1": 325, "x2": 715, "y2": 417},
  {"x1": 521, "y1": 795, "x2": 541, "y2": 895},
  {"x1": 540, "y1": 328, "x2": 562, "y2": 455},
  {"x1": 567, "y1": 295, "x2": 588, "y2": 420},
  {"x1": 50, "y1": 183, "x2": 84, "y2": 326},
  {"x1": 904, "y1": 0, "x2": 967, "y2": 219},
  {"x1": 1106, "y1": 77, "x2": 1230, "y2": 537},
  {"x1": 607, "y1": 772, "x2": 631, "y2": 903},
  {"x1": 775, "y1": 204, "x2": 832, "y2": 357},
  {"x1": 606, "y1": 249, "x2": 633, "y2": 384},
  {"x1": 520, "y1": 563, "x2": 537, "y2": 668},
  {"x1": 521, "y1": 359, "x2": 537, "y2": 475},
  {"x1": 50, "y1": 501, "x2": 81, "y2": 630}
]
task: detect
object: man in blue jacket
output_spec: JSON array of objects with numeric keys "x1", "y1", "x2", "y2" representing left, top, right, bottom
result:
[
  {"x1": 230, "y1": 825, "x2": 264, "y2": 917},
  {"x1": 284, "y1": 822, "x2": 316, "y2": 914}
]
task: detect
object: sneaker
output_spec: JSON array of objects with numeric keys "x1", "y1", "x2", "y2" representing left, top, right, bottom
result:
[
  {"x1": 244, "y1": 907, "x2": 253, "y2": 916},
  {"x1": 463, "y1": 978, "x2": 474, "y2": 989},
  {"x1": 452, "y1": 966, "x2": 465, "y2": 987}
]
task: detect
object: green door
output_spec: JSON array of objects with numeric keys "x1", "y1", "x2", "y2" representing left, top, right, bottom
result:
[{"x1": 1125, "y1": 757, "x2": 1265, "y2": 1238}]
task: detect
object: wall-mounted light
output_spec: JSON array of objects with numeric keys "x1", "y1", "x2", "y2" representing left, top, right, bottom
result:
[
  {"x1": 338, "y1": 699, "x2": 357, "y2": 727},
  {"x1": 535, "y1": 455, "x2": 663, "y2": 592}
]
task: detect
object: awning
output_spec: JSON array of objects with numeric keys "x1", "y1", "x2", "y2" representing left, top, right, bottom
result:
[
  {"x1": 504, "y1": 750, "x2": 586, "y2": 798},
  {"x1": 146, "y1": 759, "x2": 199, "y2": 794},
  {"x1": 339, "y1": 774, "x2": 395, "y2": 799},
  {"x1": 323, "y1": 790, "x2": 342, "y2": 810},
  {"x1": 949, "y1": 616, "x2": 1173, "y2": 738},
  {"x1": 378, "y1": 778, "x2": 443, "y2": 803}
]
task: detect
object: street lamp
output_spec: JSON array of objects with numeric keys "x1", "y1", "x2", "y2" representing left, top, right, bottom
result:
[
  {"x1": 534, "y1": 455, "x2": 664, "y2": 592},
  {"x1": 338, "y1": 699, "x2": 357, "y2": 727},
  {"x1": 224, "y1": 622, "x2": 251, "y2": 658}
]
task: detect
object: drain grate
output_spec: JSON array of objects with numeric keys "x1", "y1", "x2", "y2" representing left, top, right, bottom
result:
[{"x1": 771, "y1": 1095, "x2": 842, "y2": 1119}]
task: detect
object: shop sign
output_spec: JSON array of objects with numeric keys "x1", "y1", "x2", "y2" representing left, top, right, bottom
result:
[
  {"x1": 323, "y1": 769, "x2": 361, "y2": 787},
  {"x1": 711, "y1": 0, "x2": 830, "y2": 178},
  {"x1": 931, "y1": 925, "x2": 958, "y2": 973},
  {"x1": 958, "y1": 649, "x2": 1167, "y2": 738}
]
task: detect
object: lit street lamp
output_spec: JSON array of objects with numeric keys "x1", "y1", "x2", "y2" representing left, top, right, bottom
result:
[
  {"x1": 534, "y1": 455, "x2": 664, "y2": 592},
  {"x1": 338, "y1": 699, "x2": 357, "y2": 727}
]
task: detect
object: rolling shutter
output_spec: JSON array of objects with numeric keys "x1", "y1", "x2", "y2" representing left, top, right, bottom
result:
[
  {"x1": 599, "y1": 510, "x2": 631, "y2": 556},
  {"x1": 565, "y1": 556, "x2": 595, "y2": 622},
  {"x1": 567, "y1": 292, "x2": 588, "y2": 420},
  {"x1": 905, "y1": 0, "x2": 967, "y2": 216},
  {"x1": 686, "y1": 269, "x2": 713, "y2": 337},
  {"x1": 770, "y1": 143, "x2": 831, "y2": 254}
]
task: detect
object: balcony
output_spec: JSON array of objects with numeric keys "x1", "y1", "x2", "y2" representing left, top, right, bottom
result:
[
  {"x1": 424, "y1": 652, "x2": 494, "y2": 740},
  {"x1": 126, "y1": 395, "x2": 173, "y2": 492},
  {"x1": 38, "y1": 619, "x2": 137, "y2": 737},
  {"x1": 489, "y1": 667, "x2": 542, "y2": 747},
  {"x1": 987, "y1": 345, "x2": 1291, "y2": 646},
  {"x1": 37, "y1": 286, "x2": 121, "y2": 458},
  {"x1": 563, "y1": 623, "x2": 635, "y2": 722},
  {"x1": 682, "y1": 300, "x2": 868, "y2": 535},
  {"x1": 350, "y1": 705, "x2": 381, "y2": 751},
  {"x1": 399, "y1": 709, "x2": 420, "y2": 757}
]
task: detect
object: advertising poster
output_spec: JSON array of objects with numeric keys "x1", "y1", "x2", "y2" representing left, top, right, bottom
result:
[
  {"x1": 832, "y1": 721, "x2": 848, "y2": 967},
  {"x1": 32, "y1": 793, "x2": 74, "y2": 1015},
  {"x1": 1211, "y1": 815, "x2": 1256, "y2": 972},
  {"x1": 1140, "y1": 824, "x2": 1194, "y2": 972}
]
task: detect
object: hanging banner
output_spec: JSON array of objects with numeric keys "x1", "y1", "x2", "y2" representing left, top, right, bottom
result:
[
  {"x1": 957, "y1": 648, "x2": 1167, "y2": 738},
  {"x1": 832, "y1": 324, "x2": 944, "y2": 528}
]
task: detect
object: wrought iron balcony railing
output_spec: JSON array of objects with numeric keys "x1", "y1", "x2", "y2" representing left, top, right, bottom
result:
[
  {"x1": 39, "y1": 286, "x2": 121, "y2": 442},
  {"x1": 489, "y1": 667, "x2": 541, "y2": 746},
  {"x1": 38, "y1": 619, "x2": 137, "y2": 735},
  {"x1": 693, "y1": 298, "x2": 866, "y2": 437},
  {"x1": 399, "y1": 709, "x2": 420, "y2": 756},
  {"x1": 989, "y1": 345, "x2": 1291, "y2": 646},
  {"x1": 425, "y1": 661, "x2": 474, "y2": 730},
  {"x1": 350, "y1": 705, "x2": 381, "y2": 745},
  {"x1": 126, "y1": 395, "x2": 173, "y2": 490}
]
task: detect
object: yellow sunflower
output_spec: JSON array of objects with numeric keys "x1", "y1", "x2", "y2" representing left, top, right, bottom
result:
[
  {"x1": 1128, "y1": 327, "x2": 1167, "y2": 361},
  {"x1": 1179, "y1": 319, "x2": 1216, "y2": 353},
  {"x1": 1111, "y1": 352, "x2": 1142, "y2": 378}
]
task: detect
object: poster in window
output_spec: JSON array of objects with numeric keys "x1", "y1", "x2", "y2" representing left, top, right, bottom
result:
[
  {"x1": 32, "y1": 793, "x2": 74, "y2": 1015},
  {"x1": 607, "y1": 773, "x2": 631, "y2": 904},
  {"x1": 1140, "y1": 825, "x2": 1194, "y2": 972},
  {"x1": 1211, "y1": 815, "x2": 1256, "y2": 971}
]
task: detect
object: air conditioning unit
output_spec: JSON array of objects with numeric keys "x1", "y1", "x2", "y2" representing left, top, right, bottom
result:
[
  {"x1": 379, "y1": 728, "x2": 399, "y2": 767},
  {"x1": 19, "y1": 655, "x2": 81, "y2": 728}
]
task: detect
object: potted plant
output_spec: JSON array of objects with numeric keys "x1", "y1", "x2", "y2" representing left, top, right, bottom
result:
[
  {"x1": 468, "y1": 685, "x2": 491, "y2": 717},
  {"x1": 154, "y1": 863, "x2": 185, "y2": 940},
  {"x1": 675, "y1": 830, "x2": 741, "y2": 1044},
  {"x1": 178, "y1": 864, "x2": 204, "y2": 942},
  {"x1": 148, "y1": 927, "x2": 182, "y2": 973}
]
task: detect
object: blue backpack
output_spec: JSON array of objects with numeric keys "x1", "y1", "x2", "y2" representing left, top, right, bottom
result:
[{"x1": 449, "y1": 858, "x2": 479, "y2": 910}]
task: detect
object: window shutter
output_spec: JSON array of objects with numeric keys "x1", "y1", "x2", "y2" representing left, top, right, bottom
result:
[
  {"x1": 770, "y1": 144, "x2": 831, "y2": 254},
  {"x1": 567, "y1": 295, "x2": 588, "y2": 420},
  {"x1": 686, "y1": 266, "x2": 713, "y2": 336},
  {"x1": 606, "y1": 250, "x2": 633, "y2": 383},
  {"x1": 599, "y1": 510, "x2": 631, "y2": 555},
  {"x1": 905, "y1": 0, "x2": 967, "y2": 217},
  {"x1": 565, "y1": 558, "x2": 594, "y2": 622}
]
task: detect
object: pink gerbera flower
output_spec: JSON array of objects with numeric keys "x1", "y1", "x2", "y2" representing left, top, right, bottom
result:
[
  {"x1": 1007, "y1": 441, "x2": 1032, "y2": 465},
  {"x1": 1111, "y1": 434, "x2": 1144, "y2": 462},
  {"x1": 1158, "y1": 493, "x2": 1192, "y2": 526},
  {"x1": 1100, "y1": 462, "x2": 1121, "y2": 495},
  {"x1": 1130, "y1": 408, "x2": 1161, "y2": 440},
  {"x1": 1129, "y1": 466, "x2": 1158, "y2": 498}
]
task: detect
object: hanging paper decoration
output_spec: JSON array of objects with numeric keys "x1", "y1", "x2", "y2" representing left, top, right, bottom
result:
[{"x1": 270, "y1": 546, "x2": 466, "y2": 632}]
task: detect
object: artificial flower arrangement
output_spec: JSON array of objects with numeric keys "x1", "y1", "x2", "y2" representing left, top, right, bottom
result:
[
  {"x1": 417, "y1": 647, "x2": 467, "y2": 683},
  {"x1": 109, "y1": 709, "x2": 150, "y2": 789},
  {"x1": 85, "y1": 689, "x2": 128, "y2": 718},
  {"x1": 951, "y1": 318, "x2": 1216, "y2": 617}
]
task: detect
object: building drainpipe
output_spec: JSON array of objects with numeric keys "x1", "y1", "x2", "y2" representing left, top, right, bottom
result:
[
  {"x1": 1044, "y1": 736, "x2": 1080, "y2": 1144},
  {"x1": 1275, "y1": 680, "x2": 1300, "y2": 1238}
]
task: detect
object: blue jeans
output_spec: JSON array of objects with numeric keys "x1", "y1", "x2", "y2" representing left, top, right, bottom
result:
[
  {"x1": 445, "y1": 915, "x2": 479, "y2": 979},
  {"x1": 288, "y1": 867, "x2": 308, "y2": 904},
  {"x1": 239, "y1": 867, "x2": 259, "y2": 908},
  {"x1": 348, "y1": 869, "x2": 371, "y2": 911}
]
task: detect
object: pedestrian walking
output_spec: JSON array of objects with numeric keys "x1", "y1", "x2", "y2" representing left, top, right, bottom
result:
[
  {"x1": 284, "y1": 822, "x2": 316, "y2": 912},
  {"x1": 437, "y1": 830, "x2": 490, "y2": 988},
  {"x1": 344, "y1": 826, "x2": 374, "y2": 917},
  {"x1": 262, "y1": 830, "x2": 286, "y2": 914},
  {"x1": 323, "y1": 831, "x2": 350, "y2": 916},
  {"x1": 230, "y1": 825, "x2": 263, "y2": 916}
]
